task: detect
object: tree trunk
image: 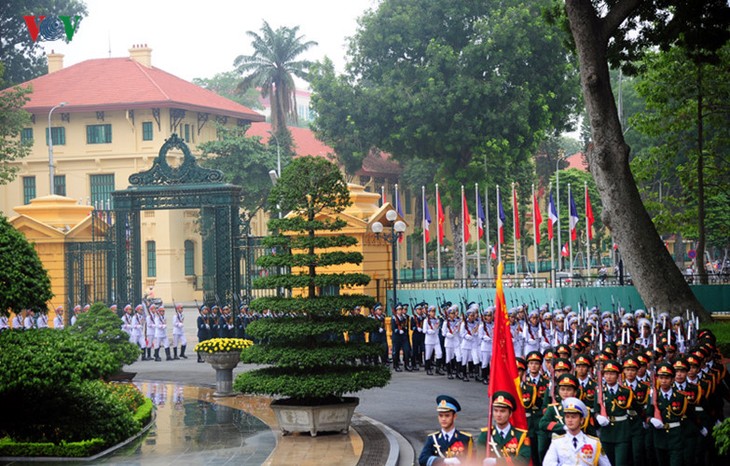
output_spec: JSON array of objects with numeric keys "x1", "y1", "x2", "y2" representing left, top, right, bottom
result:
[{"x1": 565, "y1": 0, "x2": 708, "y2": 318}]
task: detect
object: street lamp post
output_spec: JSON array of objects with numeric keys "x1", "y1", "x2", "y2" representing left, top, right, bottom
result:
[
  {"x1": 268, "y1": 130, "x2": 281, "y2": 179},
  {"x1": 48, "y1": 102, "x2": 67, "y2": 195},
  {"x1": 371, "y1": 210, "x2": 407, "y2": 312}
]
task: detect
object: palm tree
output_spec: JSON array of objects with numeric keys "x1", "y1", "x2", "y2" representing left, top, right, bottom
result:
[{"x1": 234, "y1": 21, "x2": 317, "y2": 133}]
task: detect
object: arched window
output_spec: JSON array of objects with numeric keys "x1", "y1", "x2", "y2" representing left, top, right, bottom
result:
[
  {"x1": 184, "y1": 240, "x2": 195, "y2": 276},
  {"x1": 147, "y1": 241, "x2": 156, "y2": 277}
]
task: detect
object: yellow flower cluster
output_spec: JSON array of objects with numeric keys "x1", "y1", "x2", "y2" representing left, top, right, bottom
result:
[{"x1": 194, "y1": 338, "x2": 253, "y2": 354}]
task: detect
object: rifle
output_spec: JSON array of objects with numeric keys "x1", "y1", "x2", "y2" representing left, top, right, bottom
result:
[
  {"x1": 650, "y1": 357, "x2": 662, "y2": 420},
  {"x1": 597, "y1": 361, "x2": 607, "y2": 417}
]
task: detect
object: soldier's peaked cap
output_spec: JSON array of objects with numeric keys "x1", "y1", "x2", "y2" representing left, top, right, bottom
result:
[
  {"x1": 557, "y1": 373, "x2": 580, "y2": 388},
  {"x1": 656, "y1": 361, "x2": 675, "y2": 377},
  {"x1": 562, "y1": 397, "x2": 587, "y2": 417},
  {"x1": 602, "y1": 359, "x2": 622, "y2": 372},
  {"x1": 436, "y1": 395, "x2": 461, "y2": 413},
  {"x1": 526, "y1": 351, "x2": 543, "y2": 363},
  {"x1": 492, "y1": 391, "x2": 516, "y2": 411}
]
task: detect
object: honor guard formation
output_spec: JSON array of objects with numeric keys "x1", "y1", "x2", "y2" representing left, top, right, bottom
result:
[
  {"x1": 395, "y1": 300, "x2": 727, "y2": 466},
  {"x1": 3, "y1": 298, "x2": 728, "y2": 466}
]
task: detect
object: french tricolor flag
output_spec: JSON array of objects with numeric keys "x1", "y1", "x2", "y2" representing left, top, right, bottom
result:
[
  {"x1": 569, "y1": 191, "x2": 579, "y2": 241},
  {"x1": 423, "y1": 195, "x2": 432, "y2": 243},
  {"x1": 548, "y1": 192, "x2": 558, "y2": 241}
]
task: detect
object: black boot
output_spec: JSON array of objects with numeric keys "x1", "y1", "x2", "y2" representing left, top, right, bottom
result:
[
  {"x1": 475, "y1": 365, "x2": 483, "y2": 382},
  {"x1": 455, "y1": 361, "x2": 463, "y2": 379},
  {"x1": 165, "y1": 347, "x2": 173, "y2": 361},
  {"x1": 462, "y1": 364, "x2": 470, "y2": 382},
  {"x1": 436, "y1": 358, "x2": 445, "y2": 375},
  {"x1": 426, "y1": 360, "x2": 433, "y2": 375},
  {"x1": 154, "y1": 348, "x2": 161, "y2": 362},
  {"x1": 197, "y1": 352, "x2": 204, "y2": 363},
  {"x1": 180, "y1": 345, "x2": 188, "y2": 359},
  {"x1": 146, "y1": 347, "x2": 151, "y2": 360},
  {"x1": 447, "y1": 360, "x2": 454, "y2": 380},
  {"x1": 173, "y1": 347, "x2": 179, "y2": 360},
  {"x1": 140, "y1": 345, "x2": 147, "y2": 361},
  {"x1": 482, "y1": 367, "x2": 489, "y2": 385}
]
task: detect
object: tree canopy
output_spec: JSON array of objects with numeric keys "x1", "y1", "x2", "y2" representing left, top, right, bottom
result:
[
  {"x1": 310, "y1": 0, "x2": 579, "y2": 278},
  {"x1": 0, "y1": 63, "x2": 33, "y2": 185},
  {"x1": 192, "y1": 70, "x2": 262, "y2": 110},
  {"x1": 0, "y1": 212, "x2": 53, "y2": 315},
  {"x1": 0, "y1": 0, "x2": 88, "y2": 87}
]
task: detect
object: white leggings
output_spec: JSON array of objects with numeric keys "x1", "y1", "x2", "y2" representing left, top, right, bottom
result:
[
  {"x1": 425, "y1": 343, "x2": 443, "y2": 361},
  {"x1": 173, "y1": 334, "x2": 187, "y2": 347}
]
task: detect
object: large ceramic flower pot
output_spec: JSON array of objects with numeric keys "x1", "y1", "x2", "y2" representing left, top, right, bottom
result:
[
  {"x1": 270, "y1": 397, "x2": 359, "y2": 437},
  {"x1": 202, "y1": 351, "x2": 241, "y2": 397}
]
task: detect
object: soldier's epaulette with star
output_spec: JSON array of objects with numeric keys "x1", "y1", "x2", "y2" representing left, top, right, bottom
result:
[
  {"x1": 553, "y1": 434, "x2": 566, "y2": 439},
  {"x1": 514, "y1": 427, "x2": 528, "y2": 433},
  {"x1": 480, "y1": 427, "x2": 489, "y2": 432},
  {"x1": 459, "y1": 431, "x2": 472, "y2": 437},
  {"x1": 587, "y1": 434, "x2": 601, "y2": 441},
  {"x1": 548, "y1": 402, "x2": 561, "y2": 407}
]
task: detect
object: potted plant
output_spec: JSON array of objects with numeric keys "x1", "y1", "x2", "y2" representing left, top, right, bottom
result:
[
  {"x1": 195, "y1": 338, "x2": 253, "y2": 396},
  {"x1": 233, "y1": 157, "x2": 390, "y2": 436}
]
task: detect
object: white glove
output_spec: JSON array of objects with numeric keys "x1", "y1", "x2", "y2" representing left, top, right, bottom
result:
[
  {"x1": 596, "y1": 415, "x2": 610, "y2": 427},
  {"x1": 483, "y1": 458, "x2": 497, "y2": 466},
  {"x1": 528, "y1": 338, "x2": 537, "y2": 344},
  {"x1": 650, "y1": 418, "x2": 664, "y2": 429},
  {"x1": 465, "y1": 334, "x2": 473, "y2": 341},
  {"x1": 700, "y1": 427, "x2": 708, "y2": 437},
  {"x1": 399, "y1": 330, "x2": 405, "y2": 334},
  {"x1": 379, "y1": 328, "x2": 384, "y2": 333},
  {"x1": 427, "y1": 329, "x2": 435, "y2": 335},
  {"x1": 446, "y1": 333, "x2": 454, "y2": 338},
  {"x1": 444, "y1": 458, "x2": 461, "y2": 465}
]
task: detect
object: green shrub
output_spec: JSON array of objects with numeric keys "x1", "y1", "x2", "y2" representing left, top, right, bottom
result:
[
  {"x1": 0, "y1": 437, "x2": 106, "y2": 457},
  {"x1": 133, "y1": 398, "x2": 155, "y2": 427},
  {"x1": 68, "y1": 303, "x2": 140, "y2": 365},
  {"x1": 0, "y1": 380, "x2": 139, "y2": 446},
  {"x1": 714, "y1": 417, "x2": 730, "y2": 456},
  {"x1": 108, "y1": 382, "x2": 146, "y2": 412},
  {"x1": 702, "y1": 321, "x2": 730, "y2": 356},
  {"x1": 0, "y1": 329, "x2": 119, "y2": 393}
]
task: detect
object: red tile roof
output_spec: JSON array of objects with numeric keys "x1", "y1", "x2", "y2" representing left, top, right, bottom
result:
[
  {"x1": 566, "y1": 152, "x2": 588, "y2": 171},
  {"x1": 247, "y1": 122, "x2": 335, "y2": 159},
  {"x1": 16, "y1": 58, "x2": 264, "y2": 121}
]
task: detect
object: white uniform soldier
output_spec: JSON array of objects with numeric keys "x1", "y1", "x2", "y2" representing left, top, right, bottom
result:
[
  {"x1": 540, "y1": 312, "x2": 554, "y2": 352},
  {"x1": 441, "y1": 306, "x2": 460, "y2": 380},
  {"x1": 23, "y1": 309, "x2": 36, "y2": 330},
  {"x1": 422, "y1": 306, "x2": 443, "y2": 375},
  {"x1": 459, "y1": 305, "x2": 480, "y2": 382},
  {"x1": 172, "y1": 303, "x2": 188, "y2": 360},
  {"x1": 132, "y1": 305, "x2": 148, "y2": 360},
  {"x1": 53, "y1": 306, "x2": 64, "y2": 329},
  {"x1": 36, "y1": 311, "x2": 49, "y2": 329},
  {"x1": 0, "y1": 314, "x2": 9, "y2": 331},
  {"x1": 523, "y1": 310, "x2": 542, "y2": 355},
  {"x1": 543, "y1": 397, "x2": 611, "y2": 466},
  {"x1": 154, "y1": 306, "x2": 172, "y2": 361},
  {"x1": 478, "y1": 307, "x2": 494, "y2": 385},
  {"x1": 121, "y1": 305, "x2": 134, "y2": 340},
  {"x1": 70, "y1": 305, "x2": 81, "y2": 326},
  {"x1": 146, "y1": 305, "x2": 157, "y2": 355},
  {"x1": 11, "y1": 311, "x2": 24, "y2": 330},
  {"x1": 510, "y1": 309, "x2": 525, "y2": 358}
]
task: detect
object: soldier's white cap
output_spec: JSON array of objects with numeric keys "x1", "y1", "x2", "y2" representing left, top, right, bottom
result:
[
  {"x1": 638, "y1": 318, "x2": 651, "y2": 328},
  {"x1": 562, "y1": 397, "x2": 587, "y2": 417},
  {"x1": 671, "y1": 316, "x2": 683, "y2": 325},
  {"x1": 528, "y1": 310, "x2": 539, "y2": 318}
]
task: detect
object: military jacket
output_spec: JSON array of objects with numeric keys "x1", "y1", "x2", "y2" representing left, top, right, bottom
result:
[
  {"x1": 418, "y1": 429, "x2": 473, "y2": 466},
  {"x1": 594, "y1": 383, "x2": 633, "y2": 442},
  {"x1": 651, "y1": 388, "x2": 688, "y2": 449},
  {"x1": 476, "y1": 425, "x2": 531, "y2": 465},
  {"x1": 578, "y1": 377, "x2": 597, "y2": 404},
  {"x1": 543, "y1": 432, "x2": 611, "y2": 466}
]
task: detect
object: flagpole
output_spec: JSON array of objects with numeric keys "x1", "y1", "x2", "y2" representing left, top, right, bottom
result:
[
  {"x1": 485, "y1": 188, "x2": 491, "y2": 279},
  {"x1": 568, "y1": 183, "x2": 574, "y2": 279},
  {"x1": 436, "y1": 184, "x2": 442, "y2": 281},
  {"x1": 381, "y1": 185, "x2": 385, "y2": 206},
  {"x1": 461, "y1": 184, "x2": 467, "y2": 284},
  {"x1": 395, "y1": 183, "x2": 400, "y2": 285},
  {"x1": 556, "y1": 167, "x2": 562, "y2": 271},
  {"x1": 497, "y1": 185, "x2": 501, "y2": 264},
  {"x1": 585, "y1": 181, "x2": 591, "y2": 278},
  {"x1": 532, "y1": 183, "x2": 538, "y2": 284},
  {"x1": 512, "y1": 182, "x2": 518, "y2": 279},
  {"x1": 550, "y1": 184, "x2": 555, "y2": 285},
  {"x1": 475, "y1": 183, "x2": 481, "y2": 279},
  {"x1": 422, "y1": 185, "x2": 428, "y2": 283}
]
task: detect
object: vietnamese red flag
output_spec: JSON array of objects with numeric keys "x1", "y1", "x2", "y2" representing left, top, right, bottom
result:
[
  {"x1": 488, "y1": 262, "x2": 528, "y2": 430},
  {"x1": 437, "y1": 189, "x2": 445, "y2": 245},
  {"x1": 513, "y1": 186, "x2": 520, "y2": 240},
  {"x1": 586, "y1": 187, "x2": 595, "y2": 240},
  {"x1": 533, "y1": 193, "x2": 542, "y2": 245},
  {"x1": 462, "y1": 191, "x2": 471, "y2": 244}
]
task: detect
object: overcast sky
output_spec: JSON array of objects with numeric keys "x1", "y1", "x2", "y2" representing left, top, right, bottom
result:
[{"x1": 40, "y1": 0, "x2": 377, "y2": 83}]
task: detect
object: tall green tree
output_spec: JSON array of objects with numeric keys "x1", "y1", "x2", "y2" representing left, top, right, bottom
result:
[
  {"x1": 0, "y1": 212, "x2": 53, "y2": 315},
  {"x1": 0, "y1": 63, "x2": 33, "y2": 185},
  {"x1": 198, "y1": 125, "x2": 280, "y2": 217},
  {"x1": 310, "y1": 0, "x2": 579, "y2": 279},
  {"x1": 0, "y1": 0, "x2": 88, "y2": 87},
  {"x1": 631, "y1": 45, "x2": 730, "y2": 256},
  {"x1": 234, "y1": 21, "x2": 317, "y2": 136},
  {"x1": 192, "y1": 70, "x2": 262, "y2": 110},
  {"x1": 562, "y1": 0, "x2": 730, "y2": 317}
]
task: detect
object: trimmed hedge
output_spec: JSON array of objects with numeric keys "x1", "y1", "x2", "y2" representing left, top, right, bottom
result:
[
  {"x1": 68, "y1": 303, "x2": 141, "y2": 366},
  {"x1": 234, "y1": 365, "x2": 391, "y2": 400},
  {"x1": 0, "y1": 437, "x2": 105, "y2": 458},
  {"x1": 245, "y1": 315, "x2": 378, "y2": 340},
  {"x1": 241, "y1": 342, "x2": 386, "y2": 367},
  {"x1": 248, "y1": 295, "x2": 375, "y2": 314}
]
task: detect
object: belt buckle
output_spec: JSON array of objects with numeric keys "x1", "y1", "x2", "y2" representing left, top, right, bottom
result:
[
  {"x1": 663, "y1": 423, "x2": 670, "y2": 430},
  {"x1": 609, "y1": 416, "x2": 615, "y2": 424}
]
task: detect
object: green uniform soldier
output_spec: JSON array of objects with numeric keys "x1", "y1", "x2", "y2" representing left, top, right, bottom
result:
[
  {"x1": 673, "y1": 357, "x2": 705, "y2": 466},
  {"x1": 687, "y1": 353, "x2": 713, "y2": 465},
  {"x1": 594, "y1": 359, "x2": 633, "y2": 466},
  {"x1": 648, "y1": 361, "x2": 688, "y2": 466},
  {"x1": 478, "y1": 391, "x2": 531, "y2": 465},
  {"x1": 538, "y1": 373, "x2": 581, "y2": 460},
  {"x1": 522, "y1": 351, "x2": 548, "y2": 465},
  {"x1": 622, "y1": 355, "x2": 650, "y2": 466}
]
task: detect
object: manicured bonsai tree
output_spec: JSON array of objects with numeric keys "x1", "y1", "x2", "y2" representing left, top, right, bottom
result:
[{"x1": 234, "y1": 156, "x2": 390, "y2": 403}]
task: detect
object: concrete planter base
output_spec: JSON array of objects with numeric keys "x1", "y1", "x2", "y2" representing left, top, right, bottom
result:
[
  {"x1": 201, "y1": 351, "x2": 240, "y2": 397},
  {"x1": 270, "y1": 397, "x2": 359, "y2": 437}
]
